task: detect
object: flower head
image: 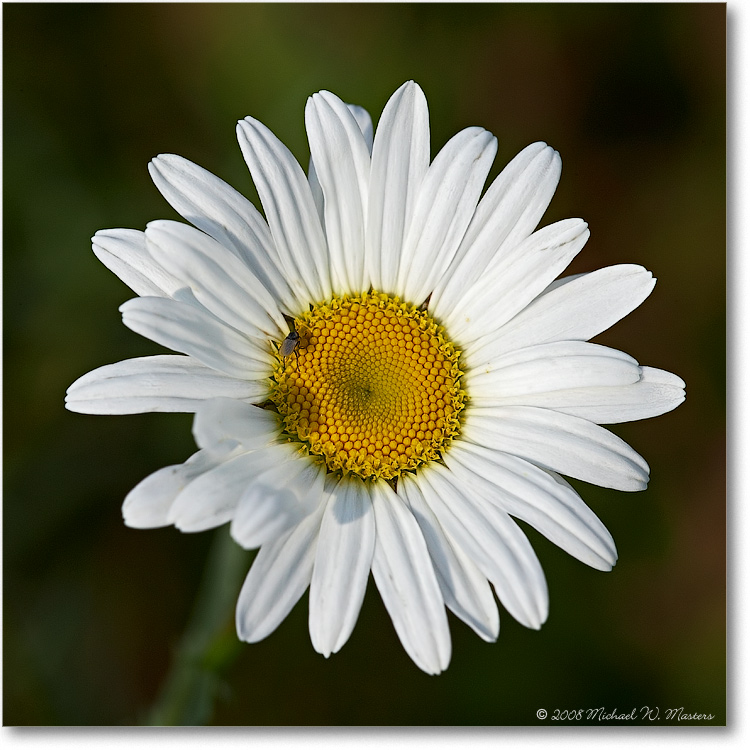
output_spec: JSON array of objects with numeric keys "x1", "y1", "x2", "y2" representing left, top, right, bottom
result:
[{"x1": 66, "y1": 82, "x2": 685, "y2": 674}]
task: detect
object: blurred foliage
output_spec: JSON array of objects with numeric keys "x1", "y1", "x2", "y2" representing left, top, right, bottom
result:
[{"x1": 3, "y1": 2, "x2": 725, "y2": 726}]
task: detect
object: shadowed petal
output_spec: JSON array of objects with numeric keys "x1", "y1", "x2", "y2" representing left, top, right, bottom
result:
[
  {"x1": 445, "y1": 441, "x2": 617, "y2": 570},
  {"x1": 446, "y1": 219, "x2": 590, "y2": 344},
  {"x1": 371, "y1": 480, "x2": 452, "y2": 674},
  {"x1": 431, "y1": 142, "x2": 561, "y2": 316},
  {"x1": 397, "y1": 126, "x2": 497, "y2": 304},
  {"x1": 148, "y1": 154, "x2": 297, "y2": 312},
  {"x1": 407, "y1": 466, "x2": 549, "y2": 630},
  {"x1": 144, "y1": 220, "x2": 287, "y2": 339},
  {"x1": 237, "y1": 116, "x2": 331, "y2": 306},
  {"x1": 120, "y1": 296, "x2": 272, "y2": 379},
  {"x1": 230, "y1": 457, "x2": 327, "y2": 549},
  {"x1": 306, "y1": 91, "x2": 371, "y2": 295},
  {"x1": 122, "y1": 444, "x2": 239, "y2": 529},
  {"x1": 397, "y1": 478, "x2": 499, "y2": 643},
  {"x1": 167, "y1": 443, "x2": 301, "y2": 532},
  {"x1": 92, "y1": 228, "x2": 183, "y2": 298},
  {"x1": 309, "y1": 476, "x2": 376, "y2": 657},
  {"x1": 236, "y1": 499, "x2": 327, "y2": 644}
]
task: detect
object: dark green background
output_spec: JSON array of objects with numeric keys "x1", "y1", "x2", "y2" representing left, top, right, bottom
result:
[{"x1": 3, "y1": 2, "x2": 725, "y2": 726}]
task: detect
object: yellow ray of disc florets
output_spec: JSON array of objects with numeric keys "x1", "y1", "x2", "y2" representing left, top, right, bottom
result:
[{"x1": 269, "y1": 291, "x2": 466, "y2": 481}]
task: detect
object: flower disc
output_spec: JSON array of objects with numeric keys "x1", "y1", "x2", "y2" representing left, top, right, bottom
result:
[{"x1": 270, "y1": 291, "x2": 466, "y2": 480}]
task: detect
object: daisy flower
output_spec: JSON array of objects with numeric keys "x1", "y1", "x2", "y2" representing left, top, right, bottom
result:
[{"x1": 66, "y1": 81, "x2": 685, "y2": 674}]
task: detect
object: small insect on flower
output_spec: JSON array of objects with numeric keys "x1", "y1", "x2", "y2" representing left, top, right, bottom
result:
[{"x1": 279, "y1": 329, "x2": 301, "y2": 366}]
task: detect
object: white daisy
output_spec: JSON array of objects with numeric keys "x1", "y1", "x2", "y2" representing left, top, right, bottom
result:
[{"x1": 66, "y1": 81, "x2": 685, "y2": 674}]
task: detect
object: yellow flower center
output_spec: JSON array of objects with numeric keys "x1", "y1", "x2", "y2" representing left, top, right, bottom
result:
[{"x1": 270, "y1": 291, "x2": 466, "y2": 481}]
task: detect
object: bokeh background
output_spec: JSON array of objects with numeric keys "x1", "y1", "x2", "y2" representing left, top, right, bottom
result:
[{"x1": 3, "y1": 2, "x2": 725, "y2": 726}]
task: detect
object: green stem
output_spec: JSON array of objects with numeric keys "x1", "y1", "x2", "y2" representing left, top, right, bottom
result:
[{"x1": 144, "y1": 526, "x2": 251, "y2": 726}]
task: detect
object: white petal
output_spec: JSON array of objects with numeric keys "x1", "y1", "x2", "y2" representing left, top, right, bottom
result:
[
  {"x1": 463, "y1": 405, "x2": 650, "y2": 491},
  {"x1": 119, "y1": 296, "x2": 272, "y2": 379},
  {"x1": 307, "y1": 156, "x2": 325, "y2": 227},
  {"x1": 397, "y1": 126, "x2": 497, "y2": 305},
  {"x1": 445, "y1": 218, "x2": 590, "y2": 344},
  {"x1": 370, "y1": 481, "x2": 452, "y2": 674},
  {"x1": 308, "y1": 103, "x2": 373, "y2": 225},
  {"x1": 147, "y1": 154, "x2": 296, "y2": 312},
  {"x1": 347, "y1": 104, "x2": 374, "y2": 152},
  {"x1": 444, "y1": 442, "x2": 617, "y2": 570},
  {"x1": 237, "y1": 116, "x2": 331, "y2": 306},
  {"x1": 431, "y1": 142, "x2": 561, "y2": 315},
  {"x1": 123, "y1": 465, "x2": 187, "y2": 529},
  {"x1": 465, "y1": 264, "x2": 656, "y2": 365},
  {"x1": 308, "y1": 476, "x2": 376, "y2": 657},
  {"x1": 236, "y1": 499, "x2": 327, "y2": 644},
  {"x1": 65, "y1": 355, "x2": 268, "y2": 414},
  {"x1": 192, "y1": 397, "x2": 281, "y2": 451},
  {"x1": 397, "y1": 479, "x2": 499, "y2": 642},
  {"x1": 465, "y1": 341, "x2": 641, "y2": 397},
  {"x1": 305, "y1": 91, "x2": 370, "y2": 295},
  {"x1": 564, "y1": 366, "x2": 686, "y2": 423},
  {"x1": 167, "y1": 443, "x2": 299, "y2": 532},
  {"x1": 92, "y1": 228, "x2": 183, "y2": 298},
  {"x1": 122, "y1": 446, "x2": 236, "y2": 529},
  {"x1": 230, "y1": 457, "x2": 327, "y2": 549},
  {"x1": 366, "y1": 81, "x2": 430, "y2": 293},
  {"x1": 471, "y1": 365, "x2": 686, "y2": 424},
  {"x1": 409, "y1": 465, "x2": 549, "y2": 630},
  {"x1": 144, "y1": 219, "x2": 286, "y2": 340}
]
